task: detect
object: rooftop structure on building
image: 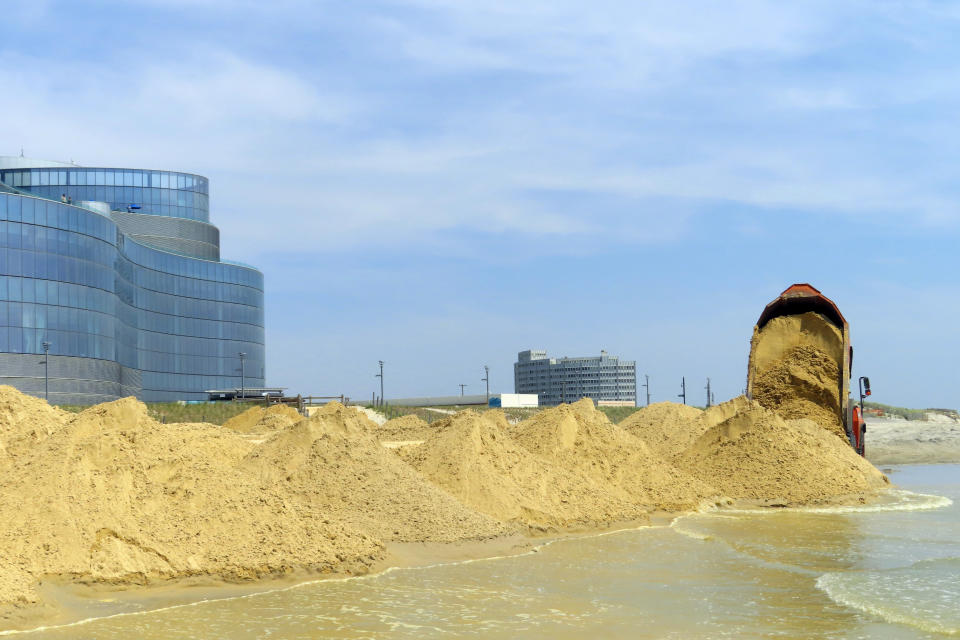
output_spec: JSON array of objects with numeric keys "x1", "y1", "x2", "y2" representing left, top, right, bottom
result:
[
  {"x1": 0, "y1": 155, "x2": 265, "y2": 403},
  {"x1": 514, "y1": 349, "x2": 636, "y2": 406}
]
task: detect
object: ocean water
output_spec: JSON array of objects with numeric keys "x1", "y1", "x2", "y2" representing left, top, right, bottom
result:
[{"x1": 14, "y1": 464, "x2": 960, "y2": 639}]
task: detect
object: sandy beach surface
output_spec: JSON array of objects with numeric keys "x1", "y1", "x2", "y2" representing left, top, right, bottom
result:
[
  {"x1": 866, "y1": 415, "x2": 960, "y2": 465},
  {"x1": 0, "y1": 318, "x2": 912, "y2": 637}
]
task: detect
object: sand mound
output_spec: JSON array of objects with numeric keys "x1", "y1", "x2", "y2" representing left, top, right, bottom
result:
[
  {"x1": 377, "y1": 414, "x2": 435, "y2": 441},
  {"x1": 677, "y1": 401, "x2": 888, "y2": 505},
  {"x1": 404, "y1": 410, "x2": 637, "y2": 528},
  {"x1": 0, "y1": 392, "x2": 383, "y2": 610},
  {"x1": 222, "y1": 404, "x2": 304, "y2": 433},
  {"x1": 618, "y1": 402, "x2": 704, "y2": 459},
  {"x1": 621, "y1": 398, "x2": 756, "y2": 461},
  {"x1": 0, "y1": 385, "x2": 69, "y2": 459},
  {"x1": 244, "y1": 403, "x2": 507, "y2": 543},
  {"x1": 513, "y1": 399, "x2": 716, "y2": 511},
  {"x1": 751, "y1": 312, "x2": 846, "y2": 440}
]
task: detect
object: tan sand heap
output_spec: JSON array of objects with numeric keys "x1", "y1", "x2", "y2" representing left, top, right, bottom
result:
[
  {"x1": 222, "y1": 404, "x2": 304, "y2": 434},
  {"x1": 243, "y1": 402, "x2": 507, "y2": 543},
  {"x1": 0, "y1": 381, "x2": 894, "y2": 630},
  {"x1": 403, "y1": 409, "x2": 639, "y2": 529},
  {"x1": 750, "y1": 311, "x2": 846, "y2": 440},
  {"x1": 677, "y1": 400, "x2": 888, "y2": 505},
  {"x1": 0, "y1": 394, "x2": 383, "y2": 613},
  {"x1": 513, "y1": 399, "x2": 717, "y2": 511},
  {"x1": 0, "y1": 385, "x2": 70, "y2": 459},
  {"x1": 376, "y1": 413, "x2": 435, "y2": 442},
  {"x1": 621, "y1": 396, "x2": 752, "y2": 461},
  {"x1": 618, "y1": 401, "x2": 705, "y2": 460}
]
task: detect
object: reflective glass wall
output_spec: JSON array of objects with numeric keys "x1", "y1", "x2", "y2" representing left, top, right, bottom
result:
[
  {"x1": 0, "y1": 167, "x2": 209, "y2": 222},
  {"x1": 0, "y1": 191, "x2": 264, "y2": 403}
]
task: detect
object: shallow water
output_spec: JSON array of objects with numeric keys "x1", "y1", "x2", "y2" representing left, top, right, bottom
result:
[{"x1": 16, "y1": 464, "x2": 960, "y2": 639}]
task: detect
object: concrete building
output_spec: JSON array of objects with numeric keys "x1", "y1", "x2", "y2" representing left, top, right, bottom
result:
[
  {"x1": 0, "y1": 156, "x2": 265, "y2": 403},
  {"x1": 514, "y1": 349, "x2": 636, "y2": 406}
]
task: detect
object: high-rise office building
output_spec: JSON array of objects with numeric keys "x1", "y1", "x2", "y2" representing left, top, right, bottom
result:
[
  {"x1": 0, "y1": 156, "x2": 265, "y2": 403},
  {"x1": 514, "y1": 349, "x2": 636, "y2": 406}
]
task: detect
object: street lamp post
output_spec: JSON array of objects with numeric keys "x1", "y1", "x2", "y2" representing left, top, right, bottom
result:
[
  {"x1": 376, "y1": 360, "x2": 384, "y2": 406},
  {"x1": 482, "y1": 365, "x2": 490, "y2": 402},
  {"x1": 238, "y1": 352, "x2": 247, "y2": 400},
  {"x1": 42, "y1": 341, "x2": 51, "y2": 402}
]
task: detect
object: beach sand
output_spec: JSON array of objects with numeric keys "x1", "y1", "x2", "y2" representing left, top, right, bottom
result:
[
  {"x1": 866, "y1": 416, "x2": 960, "y2": 465},
  {"x1": 0, "y1": 385, "x2": 892, "y2": 632}
]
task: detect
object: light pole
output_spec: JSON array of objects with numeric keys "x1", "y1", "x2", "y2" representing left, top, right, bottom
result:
[
  {"x1": 42, "y1": 341, "x2": 51, "y2": 402},
  {"x1": 678, "y1": 377, "x2": 686, "y2": 405},
  {"x1": 482, "y1": 365, "x2": 490, "y2": 402},
  {"x1": 459, "y1": 383, "x2": 467, "y2": 397},
  {"x1": 642, "y1": 374, "x2": 650, "y2": 407},
  {"x1": 238, "y1": 351, "x2": 246, "y2": 400},
  {"x1": 376, "y1": 360, "x2": 384, "y2": 406}
]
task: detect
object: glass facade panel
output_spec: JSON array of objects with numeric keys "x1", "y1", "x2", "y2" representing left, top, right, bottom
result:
[
  {"x1": 1, "y1": 167, "x2": 210, "y2": 222},
  {"x1": 0, "y1": 161, "x2": 264, "y2": 403}
]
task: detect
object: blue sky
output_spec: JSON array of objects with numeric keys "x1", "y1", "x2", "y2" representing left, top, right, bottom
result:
[{"x1": 2, "y1": 1, "x2": 958, "y2": 407}]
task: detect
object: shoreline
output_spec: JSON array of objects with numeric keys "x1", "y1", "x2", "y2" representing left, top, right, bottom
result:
[
  {"x1": 0, "y1": 501, "x2": 879, "y2": 635},
  {"x1": 0, "y1": 515, "x2": 667, "y2": 635}
]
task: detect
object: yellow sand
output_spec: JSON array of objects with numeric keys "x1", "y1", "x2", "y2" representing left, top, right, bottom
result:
[
  {"x1": 0, "y1": 390, "x2": 383, "y2": 611},
  {"x1": 621, "y1": 397, "x2": 752, "y2": 461},
  {"x1": 376, "y1": 414, "x2": 436, "y2": 441},
  {"x1": 677, "y1": 400, "x2": 889, "y2": 505},
  {"x1": 512, "y1": 399, "x2": 718, "y2": 511},
  {"x1": 243, "y1": 403, "x2": 506, "y2": 543},
  {"x1": 0, "y1": 384, "x2": 891, "y2": 627},
  {"x1": 222, "y1": 404, "x2": 304, "y2": 433},
  {"x1": 403, "y1": 409, "x2": 640, "y2": 529},
  {"x1": 0, "y1": 390, "x2": 499, "y2": 618},
  {"x1": 750, "y1": 312, "x2": 846, "y2": 439}
]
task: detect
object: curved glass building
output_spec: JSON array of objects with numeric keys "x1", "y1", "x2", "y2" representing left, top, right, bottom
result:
[{"x1": 0, "y1": 156, "x2": 265, "y2": 403}]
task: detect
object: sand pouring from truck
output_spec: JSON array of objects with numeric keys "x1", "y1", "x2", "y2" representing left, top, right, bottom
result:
[{"x1": 746, "y1": 284, "x2": 871, "y2": 456}]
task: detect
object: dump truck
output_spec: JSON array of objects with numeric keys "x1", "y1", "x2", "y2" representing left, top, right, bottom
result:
[{"x1": 746, "y1": 284, "x2": 870, "y2": 456}]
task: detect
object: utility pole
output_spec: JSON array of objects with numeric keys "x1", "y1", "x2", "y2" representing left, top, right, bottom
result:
[
  {"x1": 237, "y1": 352, "x2": 247, "y2": 400},
  {"x1": 642, "y1": 374, "x2": 650, "y2": 407},
  {"x1": 678, "y1": 377, "x2": 686, "y2": 405},
  {"x1": 482, "y1": 365, "x2": 490, "y2": 402},
  {"x1": 705, "y1": 378, "x2": 713, "y2": 408},
  {"x1": 376, "y1": 360, "x2": 384, "y2": 406},
  {"x1": 42, "y1": 341, "x2": 51, "y2": 402},
  {"x1": 459, "y1": 383, "x2": 467, "y2": 397}
]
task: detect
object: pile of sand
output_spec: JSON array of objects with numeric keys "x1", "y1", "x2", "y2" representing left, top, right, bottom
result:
[
  {"x1": 403, "y1": 410, "x2": 637, "y2": 529},
  {"x1": 376, "y1": 414, "x2": 435, "y2": 441},
  {"x1": 750, "y1": 312, "x2": 846, "y2": 440},
  {"x1": 222, "y1": 404, "x2": 304, "y2": 434},
  {"x1": 513, "y1": 399, "x2": 717, "y2": 512},
  {"x1": 677, "y1": 400, "x2": 888, "y2": 505},
  {"x1": 243, "y1": 402, "x2": 507, "y2": 543},
  {"x1": 618, "y1": 402, "x2": 705, "y2": 460},
  {"x1": 621, "y1": 397, "x2": 752, "y2": 461},
  {"x1": 0, "y1": 386, "x2": 69, "y2": 459},
  {"x1": 0, "y1": 381, "x2": 896, "y2": 626},
  {"x1": 0, "y1": 394, "x2": 383, "y2": 611}
]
